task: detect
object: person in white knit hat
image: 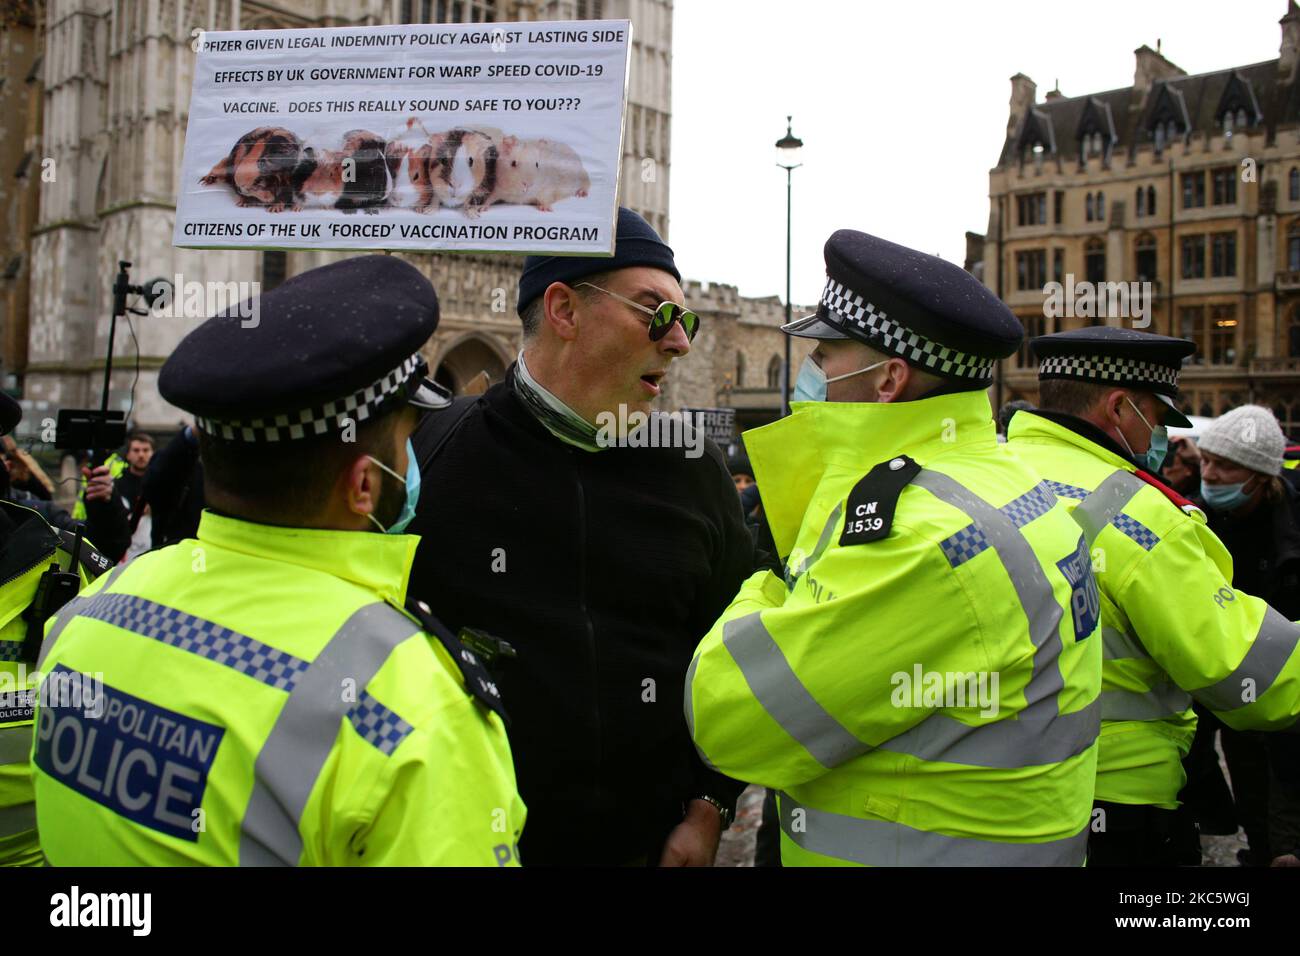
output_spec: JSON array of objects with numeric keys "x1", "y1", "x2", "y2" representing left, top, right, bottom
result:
[
  {"x1": 1194, "y1": 404, "x2": 1300, "y2": 867},
  {"x1": 1199, "y1": 405, "x2": 1289, "y2": 514}
]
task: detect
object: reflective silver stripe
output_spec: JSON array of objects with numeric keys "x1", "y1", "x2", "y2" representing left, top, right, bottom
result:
[
  {"x1": 888, "y1": 470, "x2": 1097, "y2": 767},
  {"x1": 778, "y1": 793, "x2": 1088, "y2": 866},
  {"x1": 1072, "y1": 469, "x2": 1145, "y2": 546},
  {"x1": 722, "y1": 612, "x2": 870, "y2": 769},
  {"x1": 722, "y1": 469, "x2": 1099, "y2": 771},
  {"x1": 35, "y1": 563, "x2": 130, "y2": 671},
  {"x1": 682, "y1": 653, "x2": 721, "y2": 772},
  {"x1": 1190, "y1": 605, "x2": 1300, "y2": 713},
  {"x1": 1101, "y1": 625, "x2": 1150, "y2": 662},
  {"x1": 785, "y1": 503, "x2": 842, "y2": 591},
  {"x1": 0, "y1": 802, "x2": 36, "y2": 839},
  {"x1": 239, "y1": 602, "x2": 417, "y2": 867},
  {"x1": 0, "y1": 725, "x2": 32, "y2": 765},
  {"x1": 1100, "y1": 681, "x2": 1192, "y2": 722}
]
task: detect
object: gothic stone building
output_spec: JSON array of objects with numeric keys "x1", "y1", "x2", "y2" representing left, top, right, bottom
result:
[
  {"x1": 983, "y1": 2, "x2": 1300, "y2": 436},
  {"x1": 0, "y1": 0, "x2": 801, "y2": 450}
]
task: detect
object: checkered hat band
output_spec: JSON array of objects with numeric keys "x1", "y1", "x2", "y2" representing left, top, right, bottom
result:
[
  {"x1": 821, "y1": 279, "x2": 996, "y2": 381},
  {"x1": 196, "y1": 353, "x2": 422, "y2": 443},
  {"x1": 1037, "y1": 354, "x2": 1179, "y2": 389}
]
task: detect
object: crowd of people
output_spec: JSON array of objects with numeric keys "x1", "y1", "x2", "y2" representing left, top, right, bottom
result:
[{"x1": 2, "y1": 207, "x2": 1299, "y2": 867}]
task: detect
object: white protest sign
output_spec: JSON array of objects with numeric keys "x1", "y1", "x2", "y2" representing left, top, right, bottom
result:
[{"x1": 174, "y1": 20, "x2": 631, "y2": 255}]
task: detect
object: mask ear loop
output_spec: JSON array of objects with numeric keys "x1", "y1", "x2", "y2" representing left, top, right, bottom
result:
[{"x1": 363, "y1": 455, "x2": 407, "y2": 533}]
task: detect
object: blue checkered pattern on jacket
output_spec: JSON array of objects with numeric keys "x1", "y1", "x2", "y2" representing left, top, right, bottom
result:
[
  {"x1": 0, "y1": 640, "x2": 25, "y2": 663},
  {"x1": 939, "y1": 524, "x2": 991, "y2": 567},
  {"x1": 1043, "y1": 479, "x2": 1089, "y2": 500},
  {"x1": 1000, "y1": 482, "x2": 1057, "y2": 528},
  {"x1": 347, "y1": 689, "x2": 413, "y2": 756},
  {"x1": 1111, "y1": 512, "x2": 1160, "y2": 551},
  {"x1": 78, "y1": 592, "x2": 310, "y2": 691}
]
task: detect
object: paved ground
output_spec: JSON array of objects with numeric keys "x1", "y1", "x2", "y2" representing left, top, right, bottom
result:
[{"x1": 713, "y1": 785, "x2": 1250, "y2": 867}]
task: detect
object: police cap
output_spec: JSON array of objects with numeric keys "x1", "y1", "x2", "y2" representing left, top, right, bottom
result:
[
  {"x1": 159, "y1": 255, "x2": 450, "y2": 443},
  {"x1": 782, "y1": 230, "x2": 1023, "y2": 385},
  {"x1": 1031, "y1": 326, "x2": 1194, "y2": 428}
]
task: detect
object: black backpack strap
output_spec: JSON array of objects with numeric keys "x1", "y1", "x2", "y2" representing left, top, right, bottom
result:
[{"x1": 411, "y1": 395, "x2": 479, "y2": 471}]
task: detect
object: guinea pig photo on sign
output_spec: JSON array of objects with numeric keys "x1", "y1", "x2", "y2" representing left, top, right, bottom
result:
[
  {"x1": 199, "y1": 126, "x2": 317, "y2": 212},
  {"x1": 475, "y1": 135, "x2": 591, "y2": 214}
]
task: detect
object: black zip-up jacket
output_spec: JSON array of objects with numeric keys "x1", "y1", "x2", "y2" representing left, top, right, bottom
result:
[{"x1": 407, "y1": 367, "x2": 754, "y2": 865}]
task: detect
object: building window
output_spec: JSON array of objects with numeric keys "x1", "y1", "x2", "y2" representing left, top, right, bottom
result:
[
  {"x1": 1289, "y1": 307, "x2": 1300, "y2": 359},
  {"x1": 1085, "y1": 239, "x2": 1106, "y2": 284},
  {"x1": 1054, "y1": 190, "x2": 1063, "y2": 224},
  {"x1": 1181, "y1": 235, "x2": 1206, "y2": 278},
  {"x1": 1135, "y1": 186, "x2": 1145, "y2": 218},
  {"x1": 1018, "y1": 314, "x2": 1047, "y2": 367},
  {"x1": 1135, "y1": 233, "x2": 1157, "y2": 283},
  {"x1": 1180, "y1": 306, "x2": 1206, "y2": 364},
  {"x1": 1052, "y1": 248, "x2": 1063, "y2": 284},
  {"x1": 1289, "y1": 223, "x2": 1300, "y2": 272},
  {"x1": 735, "y1": 351, "x2": 745, "y2": 388},
  {"x1": 400, "y1": 0, "x2": 497, "y2": 22},
  {"x1": 1182, "y1": 171, "x2": 1206, "y2": 209},
  {"x1": 1085, "y1": 193, "x2": 1094, "y2": 222},
  {"x1": 1016, "y1": 249, "x2": 1047, "y2": 291},
  {"x1": 1211, "y1": 167, "x2": 1237, "y2": 206},
  {"x1": 1210, "y1": 232, "x2": 1237, "y2": 277},
  {"x1": 1291, "y1": 168, "x2": 1300, "y2": 201},
  {"x1": 1096, "y1": 192, "x2": 1105, "y2": 222},
  {"x1": 1237, "y1": 108, "x2": 1248, "y2": 129},
  {"x1": 1147, "y1": 185, "x2": 1156, "y2": 216},
  {"x1": 576, "y1": 0, "x2": 604, "y2": 18},
  {"x1": 1016, "y1": 192, "x2": 1047, "y2": 226},
  {"x1": 1208, "y1": 304, "x2": 1238, "y2": 365},
  {"x1": 767, "y1": 355, "x2": 782, "y2": 389}
]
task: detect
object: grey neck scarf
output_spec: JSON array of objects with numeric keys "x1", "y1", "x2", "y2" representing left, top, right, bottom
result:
[{"x1": 513, "y1": 350, "x2": 605, "y2": 452}]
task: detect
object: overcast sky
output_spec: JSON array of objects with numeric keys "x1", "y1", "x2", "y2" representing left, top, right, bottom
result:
[{"x1": 669, "y1": 0, "x2": 1287, "y2": 306}]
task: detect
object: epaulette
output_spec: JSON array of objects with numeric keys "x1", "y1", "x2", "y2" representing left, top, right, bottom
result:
[
  {"x1": 1133, "y1": 468, "x2": 1202, "y2": 517},
  {"x1": 403, "y1": 596, "x2": 509, "y2": 725},
  {"x1": 839, "y1": 454, "x2": 922, "y2": 546},
  {"x1": 56, "y1": 528, "x2": 113, "y2": 579}
]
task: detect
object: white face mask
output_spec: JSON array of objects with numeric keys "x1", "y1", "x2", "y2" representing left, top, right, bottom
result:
[{"x1": 792, "y1": 355, "x2": 889, "y2": 403}]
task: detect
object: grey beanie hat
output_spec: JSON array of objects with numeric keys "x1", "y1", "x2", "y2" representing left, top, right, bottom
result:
[{"x1": 1198, "y1": 405, "x2": 1286, "y2": 476}]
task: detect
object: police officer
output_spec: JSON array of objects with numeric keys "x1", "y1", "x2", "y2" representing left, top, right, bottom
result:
[
  {"x1": 32, "y1": 256, "x2": 526, "y2": 866},
  {"x1": 1, "y1": 392, "x2": 112, "y2": 866},
  {"x1": 1006, "y1": 327, "x2": 1300, "y2": 865},
  {"x1": 687, "y1": 231, "x2": 1104, "y2": 865}
]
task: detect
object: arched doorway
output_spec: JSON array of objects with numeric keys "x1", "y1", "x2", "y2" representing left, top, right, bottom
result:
[{"x1": 433, "y1": 335, "x2": 510, "y2": 394}]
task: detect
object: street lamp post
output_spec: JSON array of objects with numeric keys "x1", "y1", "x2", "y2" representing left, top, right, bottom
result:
[{"x1": 776, "y1": 116, "x2": 803, "y2": 418}]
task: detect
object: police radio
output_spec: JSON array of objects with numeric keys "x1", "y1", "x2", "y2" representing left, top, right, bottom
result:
[{"x1": 19, "y1": 525, "x2": 86, "y2": 663}]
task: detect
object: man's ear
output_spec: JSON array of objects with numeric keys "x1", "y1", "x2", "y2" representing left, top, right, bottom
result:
[
  {"x1": 345, "y1": 453, "x2": 378, "y2": 518},
  {"x1": 1100, "y1": 388, "x2": 1128, "y2": 426},
  {"x1": 542, "y1": 282, "x2": 581, "y2": 342},
  {"x1": 876, "y1": 358, "x2": 912, "y2": 404}
]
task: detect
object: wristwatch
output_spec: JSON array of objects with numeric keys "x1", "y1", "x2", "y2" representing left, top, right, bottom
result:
[{"x1": 691, "y1": 794, "x2": 734, "y2": 830}]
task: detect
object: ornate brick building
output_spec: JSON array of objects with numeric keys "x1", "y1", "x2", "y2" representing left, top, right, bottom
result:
[{"x1": 983, "y1": 2, "x2": 1300, "y2": 435}]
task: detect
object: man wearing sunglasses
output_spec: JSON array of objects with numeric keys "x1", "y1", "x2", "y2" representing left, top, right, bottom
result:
[{"x1": 405, "y1": 207, "x2": 754, "y2": 866}]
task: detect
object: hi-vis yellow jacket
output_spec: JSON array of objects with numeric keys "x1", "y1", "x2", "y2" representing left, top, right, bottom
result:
[
  {"x1": 32, "y1": 511, "x2": 525, "y2": 866},
  {"x1": 687, "y1": 391, "x2": 1103, "y2": 866},
  {"x1": 1007, "y1": 411, "x2": 1300, "y2": 810},
  {"x1": 1, "y1": 500, "x2": 109, "y2": 867}
]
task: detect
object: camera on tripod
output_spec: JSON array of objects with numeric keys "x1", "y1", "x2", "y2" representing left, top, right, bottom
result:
[{"x1": 54, "y1": 261, "x2": 171, "y2": 461}]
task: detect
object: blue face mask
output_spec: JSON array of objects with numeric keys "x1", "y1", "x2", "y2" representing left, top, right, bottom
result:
[
  {"x1": 366, "y1": 438, "x2": 421, "y2": 534},
  {"x1": 1117, "y1": 397, "x2": 1169, "y2": 472},
  {"x1": 1200, "y1": 479, "x2": 1255, "y2": 512},
  {"x1": 791, "y1": 354, "x2": 888, "y2": 403}
]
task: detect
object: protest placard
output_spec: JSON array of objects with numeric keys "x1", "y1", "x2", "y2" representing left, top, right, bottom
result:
[{"x1": 174, "y1": 19, "x2": 631, "y2": 255}]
